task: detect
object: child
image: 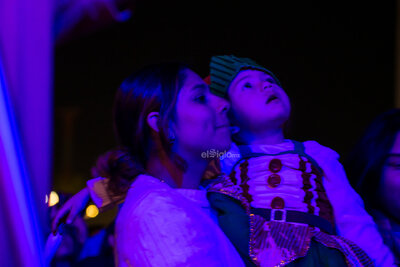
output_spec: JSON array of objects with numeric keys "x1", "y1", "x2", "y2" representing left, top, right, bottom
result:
[{"x1": 205, "y1": 55, "x2": 394, "y2": 266}]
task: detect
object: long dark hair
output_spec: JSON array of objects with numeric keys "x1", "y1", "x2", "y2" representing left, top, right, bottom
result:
[
  {"x1": 91, "y1": 63, "x2": 188, "y2": 195},
  {"x1": 345, "y1": 109, "x2": 400, "y2": 209}
]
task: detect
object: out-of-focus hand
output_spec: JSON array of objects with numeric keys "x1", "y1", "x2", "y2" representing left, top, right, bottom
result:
[{"x1": 51, "y1": 187, "x2": 90, "y2": 233}]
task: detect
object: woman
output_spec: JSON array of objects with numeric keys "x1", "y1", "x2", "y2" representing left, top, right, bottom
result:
[
  {"x1": 53, "y1": 63, "x2": 244, "y2": 266},
  {"x1": 345, "y1": 109, "x2": 400, "y2": 265}
]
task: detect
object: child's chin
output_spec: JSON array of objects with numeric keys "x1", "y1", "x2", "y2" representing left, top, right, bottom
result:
[{"x1": 261, "y1": 110, "x2": 289, "y2": 122}]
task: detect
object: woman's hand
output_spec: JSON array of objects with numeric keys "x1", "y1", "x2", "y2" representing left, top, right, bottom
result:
[{"x1": 51, "y1": 187, "x2": 90, "y2": 233}]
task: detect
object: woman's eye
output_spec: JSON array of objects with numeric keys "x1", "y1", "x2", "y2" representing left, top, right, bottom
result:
[
  {"x1": 243, "y1": 82, "x2": 252, "y2": 89},
  {"x1": 388, "y1": 162, "x2": 400, "y2": 169},
  {"x1": 194, "y1": 95, "x2": 207, "y2": 103}
]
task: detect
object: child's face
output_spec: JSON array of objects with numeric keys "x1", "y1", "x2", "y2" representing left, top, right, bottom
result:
[{"x1": 227, "y1": 69, "x2": 291, "y2": 132}]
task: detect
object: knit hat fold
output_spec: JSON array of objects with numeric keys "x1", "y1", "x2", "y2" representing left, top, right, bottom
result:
[{"x1": 209, "y1": 55, "x2": 281, "y2": 98}]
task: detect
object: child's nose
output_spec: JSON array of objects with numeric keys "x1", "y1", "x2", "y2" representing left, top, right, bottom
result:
[{"x1": 261, "y1": 81, "x2": 274, "y2": 92}]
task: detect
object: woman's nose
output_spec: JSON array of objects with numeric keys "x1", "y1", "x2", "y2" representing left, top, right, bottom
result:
[
  {"x1": 219, "y1": 97, "x2": 230, "y2": 114},
  {"x1": 213, "y1": 95, "x2": 230, "y2": 114}
]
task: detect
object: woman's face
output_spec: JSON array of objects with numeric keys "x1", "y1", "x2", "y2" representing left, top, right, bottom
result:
[
  {"x1": 173, "y1": 69, "x2": 231, "y2": 159},
  {"x1": 228, "y1": 69, "x2": 291, "y2": 132},
  {"x1": 379, "y1": 131, "x2": 400, "y2": 221}
]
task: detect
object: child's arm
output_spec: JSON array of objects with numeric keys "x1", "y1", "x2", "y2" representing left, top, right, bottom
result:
[
  {"x1": 305, "y1": 141, "x2": 395, "y2": 267},
  {"x1": 207, "y1": 192, "x2": 256, "y2": 267}
]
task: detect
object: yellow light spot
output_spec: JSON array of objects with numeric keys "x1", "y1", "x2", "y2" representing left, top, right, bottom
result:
[
  {"x1": 48, "y1": 191, "x2": 59, "y2": 207},
  {"x1": 86, "y1": 205, "x2": 99, "y2": 218}
]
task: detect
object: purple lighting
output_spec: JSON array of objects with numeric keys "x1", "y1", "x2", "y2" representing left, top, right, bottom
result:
[
  {"x1": 0, "y1": 58, "x2": 44, "y2": 266},
  {"x1": 0, "y1": 0, "x2": 53, "y2": 265}
]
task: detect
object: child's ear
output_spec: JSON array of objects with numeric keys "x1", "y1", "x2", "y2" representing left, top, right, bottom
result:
[{"x1": 146, "y1": 112, "x2": 160, "y2": 132}]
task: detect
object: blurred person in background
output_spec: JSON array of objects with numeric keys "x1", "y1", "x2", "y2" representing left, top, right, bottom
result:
[
  {"x1": 49, "y1": 193, "x2": 88, "y2": 267},
  {"x1": 346, "y1": 109, "x2": 400, "y2": 265}
]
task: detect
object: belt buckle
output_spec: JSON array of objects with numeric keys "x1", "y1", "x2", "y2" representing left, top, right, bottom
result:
[{"x1": 270, "y1": 209, "x2": 287, "y2": 222}]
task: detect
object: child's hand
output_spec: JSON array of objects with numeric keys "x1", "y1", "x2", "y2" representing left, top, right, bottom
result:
[{"x1": 51, "y1": 187, "x2": 90, "y2": 233}]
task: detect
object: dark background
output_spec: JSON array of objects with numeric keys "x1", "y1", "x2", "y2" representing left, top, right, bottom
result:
[{"x1": 53, "y1": 0, "x2": 396, "y2": 224}]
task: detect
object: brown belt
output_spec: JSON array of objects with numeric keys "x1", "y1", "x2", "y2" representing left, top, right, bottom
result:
[{"x1": 251, "y1": 208, "x2": 336, "y2": 235}]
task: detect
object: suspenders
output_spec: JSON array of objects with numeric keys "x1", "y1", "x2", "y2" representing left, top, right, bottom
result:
[{"x1": 231, "y1": 140, "x2": 323, "y2": 175}]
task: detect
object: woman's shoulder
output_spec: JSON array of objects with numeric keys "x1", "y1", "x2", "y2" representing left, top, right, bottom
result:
[
  {"x1": 129, "y1": 174, "x2": 170, "y2": 195},
  {"x1": 117, "y1": 175, "x2": 181, "y2": 220},
  {"x1": 115, "y1": 176, "x2": 213, "y2": 241}
]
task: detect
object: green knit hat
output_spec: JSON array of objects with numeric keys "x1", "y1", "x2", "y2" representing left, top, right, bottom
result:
[{"x1": 209, "y1": 55, "x2": 281, "y2": 98}]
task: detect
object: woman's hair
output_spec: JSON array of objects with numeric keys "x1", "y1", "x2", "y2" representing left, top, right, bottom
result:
[
  {"x1": 91, "y1": 63, "x2": 188, "y2": 195},
  {"x1": 345, "y1": 109, "x2": 400, "y2": 208}
]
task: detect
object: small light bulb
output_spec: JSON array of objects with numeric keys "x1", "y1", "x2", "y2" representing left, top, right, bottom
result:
[
  {"x1": 48, "y1": 191, "x2": 59, "y2": 207},
  {"x1": 86, "y1": 205, "x2": 99, "y2": 218}
]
